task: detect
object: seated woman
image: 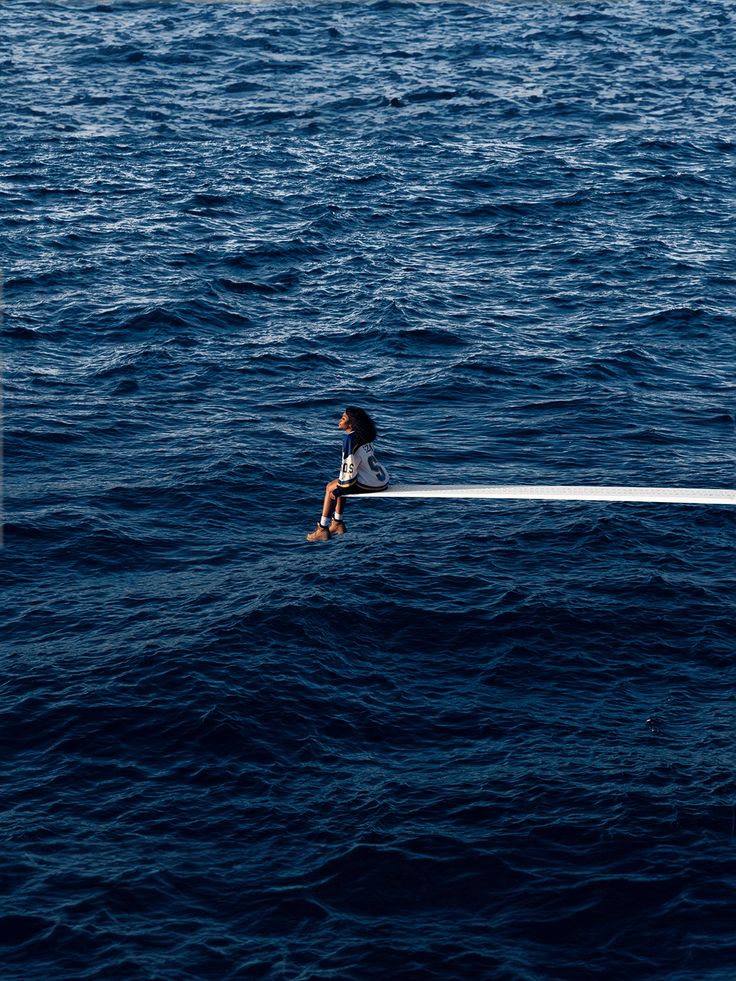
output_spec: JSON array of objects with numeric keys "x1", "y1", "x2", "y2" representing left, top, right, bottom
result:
[{"x1": 307, "y1": 406, "x2": 389, "y2": 541}]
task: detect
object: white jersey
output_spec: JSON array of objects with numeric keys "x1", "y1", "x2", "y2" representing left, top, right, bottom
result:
[{"x1": 338, "y1": 435, "x2": 389, "y2": 490}]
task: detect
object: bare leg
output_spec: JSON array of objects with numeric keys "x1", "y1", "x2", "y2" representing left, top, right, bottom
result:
[
  {"x1": 321, "y1": 479, "x2": 340, "y2": 522},
  {"x1": 307, "y1": 480, "x2": 341, "y2": 541}
]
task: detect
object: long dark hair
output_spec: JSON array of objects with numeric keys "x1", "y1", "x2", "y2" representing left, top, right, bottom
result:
[{"x1": 345, "y1": 406, "x2": 377, "y2": 451}]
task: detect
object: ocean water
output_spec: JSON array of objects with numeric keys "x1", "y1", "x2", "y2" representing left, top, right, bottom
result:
[{"x1": 2, "y1": 1, "x2": 735, "y2": 978}]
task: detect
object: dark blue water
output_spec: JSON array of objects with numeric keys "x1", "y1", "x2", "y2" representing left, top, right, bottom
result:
[{"x1": 2, "y1": 1, "x2": 736, "y2": 978}]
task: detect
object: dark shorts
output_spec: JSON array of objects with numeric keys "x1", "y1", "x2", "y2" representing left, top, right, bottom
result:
[{"x1": 334, "y1": 483, "x2": 389, "y2": 498}]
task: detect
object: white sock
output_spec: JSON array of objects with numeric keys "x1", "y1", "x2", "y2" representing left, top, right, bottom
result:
[
  {"x1": 320, "y1": 516, "x2": 330, "y2": 528},
  {"x1": 334, "y1": 514, "x2": 343, "y2": 523}
]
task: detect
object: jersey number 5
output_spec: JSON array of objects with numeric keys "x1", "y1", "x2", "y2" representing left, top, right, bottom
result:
[{"x1": 367, "y1": 455, "x2": 386, "y2": 482}]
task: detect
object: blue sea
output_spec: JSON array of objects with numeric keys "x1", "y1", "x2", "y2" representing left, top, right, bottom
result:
[{"x1": 2, "y1": 1, "x2": 735, "y2": 978}]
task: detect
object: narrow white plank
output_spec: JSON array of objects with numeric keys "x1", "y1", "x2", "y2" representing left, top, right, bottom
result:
[{"x1": 345, "y1": 485, "x2": 736, "y2": 506}]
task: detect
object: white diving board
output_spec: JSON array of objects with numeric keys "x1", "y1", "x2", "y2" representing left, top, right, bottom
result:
[{"x1": 345, "y1": 485, "x2": 736, "y2": 506}]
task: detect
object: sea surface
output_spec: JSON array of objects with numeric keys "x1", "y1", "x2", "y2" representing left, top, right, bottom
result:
[{"x1": 2, "y1": 1, "x2": 735, "y2": 978}]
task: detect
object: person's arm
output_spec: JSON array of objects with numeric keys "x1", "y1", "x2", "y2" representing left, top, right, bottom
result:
[{"x1": 338, "y1": 433, "x2": 357, "y2": 488}]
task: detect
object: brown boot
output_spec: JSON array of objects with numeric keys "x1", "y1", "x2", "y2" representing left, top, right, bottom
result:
[
  {"x1": 329, "y1": 518, "x2": 347, "y2": 535},
  {"x1": 306, "y1": 523, "x2": 331, "y2": 542}
]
